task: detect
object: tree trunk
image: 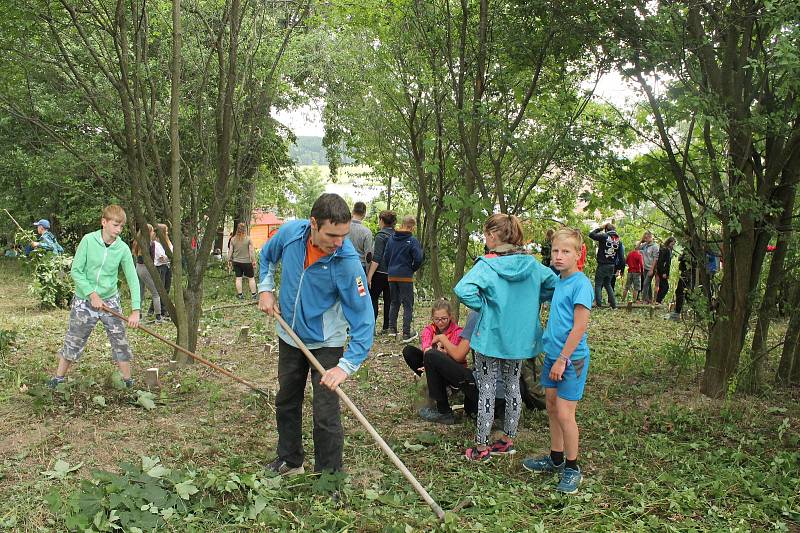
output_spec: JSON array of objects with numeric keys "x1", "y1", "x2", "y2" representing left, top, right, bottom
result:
[
  {"x1": 168, "y1": 0, "x2": 189, "y2": 362},
  {"x1": 702, "y1": 219, "x2": 760, "y2": 397},
  {"x1": 424, "y1": 206, "x2": 444, "y2": 298},
  {"x1": 775, "y1": 317, "x2": 800, "y2": 387},
  {"x1": 741, "y1": 187, "x2": 795, "y2": 392},
  {"x1": 184, "y1": 284, "x2": 203, "y2": 353},
  {"x1": 776, "y1": 284, "x2": 800, "y2": 386}
]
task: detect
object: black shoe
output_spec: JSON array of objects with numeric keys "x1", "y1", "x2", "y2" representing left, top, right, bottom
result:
[
  {"x1": 418, "y1": 406, "x2": 456, "y2": 425},
  {"x1": 265, "y1": 458, "x2": 304, "y2": 476},
  {"x1": 236, "y1": 293, "x2": 244, "y2": 300},
  {"x1": 124, "y1": 378, "x2": 135, "y2": 389},
  {"x1": 400, "y1": 332, "x2": 418, "y2": 344}
]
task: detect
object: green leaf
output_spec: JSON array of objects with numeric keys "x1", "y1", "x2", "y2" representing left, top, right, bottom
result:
[
  {"x1": 92, "y1": 395, "x2": 106, "y2": 407},
  {"x1": 414, "y1": 431, "x2": 438, "y2": 445},
  {"x1": 136, "y1": 391, "x2": 156, "y2": 410},
  {"x1": 403, "y1": 440, "x2": 425, "y2": 452},
  {"x1": 42, "y1": 459, "x2": 83, "y2": 479},
  {"x1": 174, "y1": 480, "x2": 199, "y2": 500},
  {"x1": 364, "y1": 489, "x2": 379, "y2": 500},
  {"x1": 44, "y1": 489, "x2": 62, "y2": 511},
  {"x1": 110, "y1": 371, "x2": 126, "y2": 391},
  {"x1": 146, "y1": 465, "x2": 170, "y2": 479},
  {"x1": 248, "y1": 495, "x2": 268, "y2": 519}
]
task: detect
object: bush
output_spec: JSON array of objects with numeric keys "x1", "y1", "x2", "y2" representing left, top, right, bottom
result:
[{"x1": 29, "y1": 252, "x2": 74, "y2": 309}]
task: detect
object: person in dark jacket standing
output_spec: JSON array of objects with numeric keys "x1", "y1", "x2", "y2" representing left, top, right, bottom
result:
[
  {"x1": 655, "y1": 237, "x2": 676, "y2": 304},
  {"x1": 588, "y1": 223, "x2": 623, "y2": 309},
  {"x1": 610, "y1": 240, "x2": 626, "y2": 291},
  {"x1": 384, "y1": 215, "x2": 424, "y2": 343},
  {"x1": 666, "y1": 245, "x2": 694, "y2": 320},
  {"x1": 367, "y1": 210, "x2": 396, "y2": 331}
]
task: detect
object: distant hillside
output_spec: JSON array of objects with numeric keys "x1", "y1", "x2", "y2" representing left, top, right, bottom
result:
[{"x1": 290, "y1": 136, "x2": 354, "y2": 166}]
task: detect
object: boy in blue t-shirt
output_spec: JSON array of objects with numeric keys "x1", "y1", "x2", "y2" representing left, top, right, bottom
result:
[{"x1": 522, "y1": 228, "x2": 593, "y2": 494}]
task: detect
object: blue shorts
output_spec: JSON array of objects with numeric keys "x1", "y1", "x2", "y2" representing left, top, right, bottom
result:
[{"x1": 540, "y1": 355, "x2": 590, "y2": 401}]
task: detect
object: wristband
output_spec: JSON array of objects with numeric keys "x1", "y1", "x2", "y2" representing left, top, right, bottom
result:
[{"x1": 558, "y1": 355, "x2": 571, "y2": 366}]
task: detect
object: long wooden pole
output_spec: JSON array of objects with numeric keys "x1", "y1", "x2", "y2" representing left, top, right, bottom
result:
[
  {"x1": 3, "y1": 208, "x2": 25, "y2": 232},
  {"x1": 273, "y1": 314, "x2": 446, "y2": 521},
  {"x1": 102, "y1": 306, "x2": 270, "y2": 397}
]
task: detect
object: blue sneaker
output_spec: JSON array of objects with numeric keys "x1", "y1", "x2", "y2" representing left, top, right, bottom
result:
[
  {"x1": 47, "y1": 376, "x2": 66, "y2": 389},
  {"x1": 522, "y1": 455, "x2": 565, "y2": 474},
  {"x1": 556, "y1": 467, "x2": 582, "y2": 494}
]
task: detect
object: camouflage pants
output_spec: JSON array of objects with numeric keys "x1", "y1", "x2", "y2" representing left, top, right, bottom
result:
[{"x1": 58, "y1": 295, "x2": 133, "y2": 362}]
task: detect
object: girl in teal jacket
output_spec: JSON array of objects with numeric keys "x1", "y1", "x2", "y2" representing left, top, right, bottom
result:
[{"x1": 455, "y1": 214, "x2": 557, "y2": 461}]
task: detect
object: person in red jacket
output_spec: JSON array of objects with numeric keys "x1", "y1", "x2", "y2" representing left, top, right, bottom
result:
[
  {"x1": 622, "y1": 247, "x2": 644, "y2": 303},
  {"x1": 576, "y1": 243, "x2": 587, "y2": 272}
]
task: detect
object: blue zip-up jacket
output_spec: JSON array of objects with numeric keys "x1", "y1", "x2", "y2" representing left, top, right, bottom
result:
[
  {"x1": 385, "y1": 230, "x2": 423, "y2": 279},
  {"x1": 454, "y1": 253, "x2": 558, "y2": 359},
  {"x1": 258, "y1": 220, "x2": 375, "y2": 375}
]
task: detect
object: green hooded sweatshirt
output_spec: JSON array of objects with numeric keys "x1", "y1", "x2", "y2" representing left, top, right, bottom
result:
[{"x1": 71, "y1": 230, "x2": 141, "y2": 310}]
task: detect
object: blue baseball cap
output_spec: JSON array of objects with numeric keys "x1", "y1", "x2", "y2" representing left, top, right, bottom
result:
[{"x1": 33, "y1": 219, "x2": 51, "y2": 229}]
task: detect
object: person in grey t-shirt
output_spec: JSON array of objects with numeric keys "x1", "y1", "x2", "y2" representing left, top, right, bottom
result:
[
  {"x1": 638, "y1": 231, "x2": 660, "y2": 303},
  {"x1": 348, "y1": 201, "x2": 373, "y2": 273}
]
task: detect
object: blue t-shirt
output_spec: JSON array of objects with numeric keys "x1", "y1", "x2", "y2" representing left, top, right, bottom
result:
[
  {"x1": 460, "y1": 311, "x2": 479, "y2": 341},
  {"x1": 542, "y1": 271, "x2": 593, "y2": 360}
]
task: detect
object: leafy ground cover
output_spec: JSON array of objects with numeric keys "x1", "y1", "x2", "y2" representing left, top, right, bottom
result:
[{"x1": 0, "y1": 258, "x2": 797, "y2": 532}]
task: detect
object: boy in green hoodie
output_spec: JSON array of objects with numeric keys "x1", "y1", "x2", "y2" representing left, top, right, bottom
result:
[{"x1": 48, "y1": 205, "x2": 141, "y2": 389}]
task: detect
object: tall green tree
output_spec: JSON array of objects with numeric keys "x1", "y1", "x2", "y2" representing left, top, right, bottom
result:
[{"x1": 614, "y1": 0, "x2": 800, "y2": 396}]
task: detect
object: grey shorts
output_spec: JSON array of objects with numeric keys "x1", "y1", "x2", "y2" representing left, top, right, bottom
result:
[
  {"x1": 59, "y1": 295, "x2": 133, "y2": 362},
  {"x1": 625, "y1": 272, "x2": 642, "y2": 291}
]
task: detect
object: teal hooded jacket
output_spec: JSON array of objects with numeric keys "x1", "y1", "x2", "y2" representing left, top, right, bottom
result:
[
  {"x1": 454, "y1": 254, "x2": 557, "y2": 359},
  {"x1": 71, "y1": 230, "x2": 141, "y2": 310}
]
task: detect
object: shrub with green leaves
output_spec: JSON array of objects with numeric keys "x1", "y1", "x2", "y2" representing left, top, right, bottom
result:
[{"x1": 29, "y1": 252, "x2": 74, "y2": 309}]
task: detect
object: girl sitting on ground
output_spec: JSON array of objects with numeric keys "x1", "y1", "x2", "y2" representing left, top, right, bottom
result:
[{"x1": 402, "y1": 299, "x2": 476, "y2": 424}]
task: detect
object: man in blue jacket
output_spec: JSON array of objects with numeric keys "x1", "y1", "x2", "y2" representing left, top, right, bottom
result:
[{"x1": 258, "y1": 193, "x2": 375, "y2": 475}]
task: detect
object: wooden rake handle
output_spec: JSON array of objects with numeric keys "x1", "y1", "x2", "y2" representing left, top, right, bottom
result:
[
  {"x1": 273, "y1": 313, "x2": 446, "y2": 521},
  {"x1": 102, "y1": 306, "x2": 270, "y2": 397}
]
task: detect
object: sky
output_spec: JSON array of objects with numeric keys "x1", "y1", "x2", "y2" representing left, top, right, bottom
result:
[{"x1": 272, "y1": 71, "x2": 642, "y2": 138}]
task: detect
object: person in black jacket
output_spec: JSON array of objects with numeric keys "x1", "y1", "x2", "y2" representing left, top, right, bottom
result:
[
  {"x1": 588, "y1": 223, "x2": 624, "y2": 309},
  {"x1": 655, "y1": 237, "x2": 676, "y2": 304},
  {"x1": 367, "y1": 210, "x2": 397, "y2": 331},
  {"x1": 666, "y1": 246, "x2": 695, "y2": 320},
  {"x1": 610, "y1": 240, "x2": 626, "y2": 291}
]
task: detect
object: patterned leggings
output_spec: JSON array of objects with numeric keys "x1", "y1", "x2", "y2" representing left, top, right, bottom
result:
[{"x1": 474, "y1": 353, "x2": 523, "y2": 445}]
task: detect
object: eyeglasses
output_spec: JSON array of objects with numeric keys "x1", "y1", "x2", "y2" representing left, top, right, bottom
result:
[{"x1": 432, "y1": 317, "x2": 450, "y2": 323}]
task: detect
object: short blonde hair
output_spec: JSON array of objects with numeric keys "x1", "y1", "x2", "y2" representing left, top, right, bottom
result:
[
  {"x1": 102, "y1": 204, "x2": 127, "y2": 223},
  {"x1": 551, "y1": 228, "x2": 583, "y2": 252},
  {"x1": 401, "y1": 215, "x2": 416, "y2": 228}
]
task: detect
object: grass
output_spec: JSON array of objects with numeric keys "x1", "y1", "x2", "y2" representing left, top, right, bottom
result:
[{"x1": 0, "y1": 257, "x2": 798, "y2": 532}]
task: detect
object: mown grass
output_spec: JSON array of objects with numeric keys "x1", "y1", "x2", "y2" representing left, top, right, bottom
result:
[{"x1": 0, "y1": 258, "x2": 798, "y2": 532}]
